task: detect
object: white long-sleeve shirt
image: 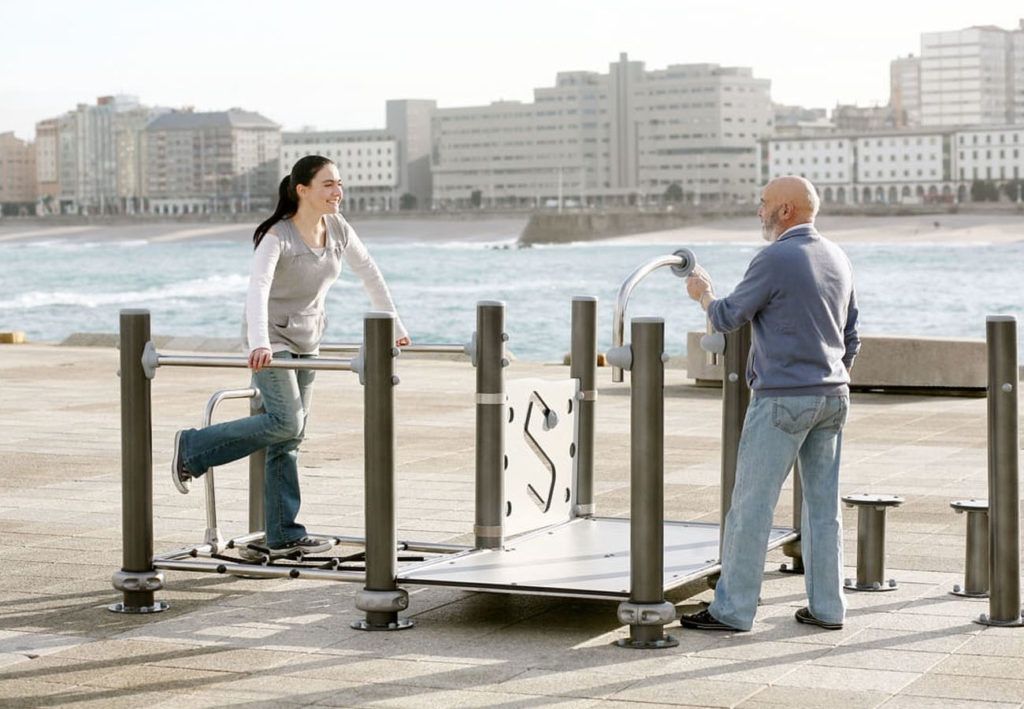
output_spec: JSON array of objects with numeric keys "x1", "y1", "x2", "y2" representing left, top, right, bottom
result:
[{"x1": 244, "y1": 220, "x2": 408, "y2": 353}]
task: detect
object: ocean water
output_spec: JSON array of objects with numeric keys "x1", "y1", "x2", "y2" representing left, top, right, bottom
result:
[{"x1": 1, "y1": 230, "x2": 1022, "y2": 361}]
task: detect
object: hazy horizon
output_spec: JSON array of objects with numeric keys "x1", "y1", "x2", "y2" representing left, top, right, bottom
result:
[{"x1": 3, "y1": 0, "x2": 1023, "y2": 141}]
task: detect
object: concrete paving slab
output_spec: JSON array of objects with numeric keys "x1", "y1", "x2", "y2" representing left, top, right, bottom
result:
[
  {"x1": 899, "y1": 673, "x2": 1024, "y2": 703},
  {"x1": 4, "y1": 343, "x2": 1024, "y2": 707}
]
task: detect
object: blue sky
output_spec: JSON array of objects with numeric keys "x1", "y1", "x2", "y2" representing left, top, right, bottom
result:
[{"x1": 2, "y1": 0, "x2": 1021, "y2": 139}]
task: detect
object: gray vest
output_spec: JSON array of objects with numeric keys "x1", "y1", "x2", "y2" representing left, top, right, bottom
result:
[{"x1": 256, "y1": 215, "x2": 349, "y2": 354}]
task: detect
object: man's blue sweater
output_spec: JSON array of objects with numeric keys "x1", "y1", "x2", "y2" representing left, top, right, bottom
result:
[{"x1": 707, "y1": 224, "x2": 860, "y2": 397}]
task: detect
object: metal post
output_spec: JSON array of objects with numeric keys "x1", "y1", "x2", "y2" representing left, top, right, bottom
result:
[
  {"x1": 248, "y1": 397, "x2": 266, "y2": 536},
  {"x1": 856, "y1": 506, "x2": 886, "y2": 588},
  {"x1": 781, "y1": 462, "x2": 805, "y2": 573},
  {"x1": 720, "y1": 323, "x2": 751, "y2": 548},
  {"x1": 571, "y1": 296, "x2": 597, "y2": 516},
  {"x1": 616, "y1": 317, "x2": 677, "y2": 649},
  {"x1": 109, "y1": 309, "x2": 167, "y2": 613},
  {"x1": 961, "y1": 507, "x2": 990, "y2": 596},
  {"x1": 475, "y1": 301, "x2": 507, "y2": 550},
  {"x1": 978, "y1": 315, "x2": 1023, "y2": 626},
  {"x1": 353, "y1": 312, "x2": 412, "y2": 631}
]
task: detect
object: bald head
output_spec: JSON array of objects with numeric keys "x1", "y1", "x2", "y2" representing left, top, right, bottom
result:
[{"x1": 758, "y1": 176, "x2": 820, "y2": 242}]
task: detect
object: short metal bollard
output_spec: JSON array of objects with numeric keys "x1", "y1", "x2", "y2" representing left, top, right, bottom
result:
[
  {"x1": 842, "y1": 493, "x2": 904, "y2": 592},
  {"x1": 950, "y1": 499, "x2": 989, "y2": 598}
]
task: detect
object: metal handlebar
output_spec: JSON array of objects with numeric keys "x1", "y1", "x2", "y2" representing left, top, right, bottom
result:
[
  {"x1": 141, "y1": 343, "x2": 355, "y2": 379},
  {"x1": 611, "y1": 248, "x2": 697, "y2": 382},
  {"x1": 201, "y1": 388, "x2": 260, "y2": 552}
]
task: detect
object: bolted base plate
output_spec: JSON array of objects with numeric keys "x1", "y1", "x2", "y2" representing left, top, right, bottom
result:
[
  {"x1": 107, "y1": 600, "x2": 170, "y2": 614},
  {"x1": 350, "y1": 618, "x2": 415, "y2": 632},
  {"x1": 845, "y1": 579, "x2": 898, "y2": 592},
  {"x1": 950, "y1": 588, "x2": 989, "y2": 599},
  {"x1": 779, "y1": 560, "x2": 805, "y2": 575},
  {"x1": 974, "y1": 612, "x2": 1024, "y2": 627},
  {"x1": 614, "y1": 634, "x2": 679, "y2": 650}
]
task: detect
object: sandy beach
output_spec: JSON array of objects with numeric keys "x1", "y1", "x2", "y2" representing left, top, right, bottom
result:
[
  {"x1": 604, "y1": 212, "x2": 1024, "y2": 245},
  {"x1": 1, "y1": 212, "x2": 1023, "y2": 245}
]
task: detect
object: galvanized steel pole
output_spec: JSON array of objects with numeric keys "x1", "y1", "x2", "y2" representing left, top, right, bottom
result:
[
  {"x1": 109, "y1": 309, "x2": 167, "y2": 614},
  {"x1": 248, "y1": 395, "x2": 266, "y2": 536},
  {"x1": 979, "y1": 315, "x2": 1023, "y2": 626},
  {"x1": 474, "y1": 301, "x2": 507, "y2": 550},
  {"x1": 616, "y1": 317, "x2": 677, "y2": 649},
  {"x1": 353, "y1": 312, "x2": 411, "y2": 631},
  {"x1": 720, "y1": 323, "x2": 751, "y2": 548},
  {"x1": 781, "y1": 461, "x2": 805, "y2": 574},
  {"x1": 571, "y1": 296, "x2": 597, "y2": 516}
]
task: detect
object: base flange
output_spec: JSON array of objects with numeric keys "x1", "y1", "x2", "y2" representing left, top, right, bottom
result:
[{"x1": 107, "y1": 601, "x2": 170, "y2": 614}]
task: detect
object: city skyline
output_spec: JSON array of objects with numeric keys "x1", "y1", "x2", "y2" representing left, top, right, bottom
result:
[{"x1": 2, "y1": 1, "x2": 1022, "y2": 141}]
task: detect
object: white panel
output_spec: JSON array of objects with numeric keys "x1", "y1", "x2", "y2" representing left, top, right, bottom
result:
[
  {"x1": 502, "y1": 378, "x2": 579, "y2": 539},
  {"x1": 399, "y1": 518, "x2": 797, "y2": 599}
]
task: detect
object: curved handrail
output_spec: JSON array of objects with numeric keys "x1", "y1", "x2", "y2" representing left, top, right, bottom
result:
[{"x1": 611, "y1": 248, "x2": 697, "y2": 382}]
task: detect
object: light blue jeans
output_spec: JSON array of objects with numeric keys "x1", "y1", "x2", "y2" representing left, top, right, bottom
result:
[
  {"x1": 709, "y1": 394, "x2": 849, "y2": 630},
  {"x1": 180, "y1": 352, "x2": 316, "y2": 548}
]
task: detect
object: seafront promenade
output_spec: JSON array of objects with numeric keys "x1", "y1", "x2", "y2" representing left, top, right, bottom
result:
[{"x1": 2, "y1": 342, "x2": 1023, "y2": 708}]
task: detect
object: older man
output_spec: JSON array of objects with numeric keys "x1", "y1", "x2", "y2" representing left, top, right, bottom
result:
[{"x1": 681, "y1": 176, "x2": 860, "y2": 632}]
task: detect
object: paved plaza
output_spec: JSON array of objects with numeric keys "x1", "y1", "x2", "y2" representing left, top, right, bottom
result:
[{"x1": 1, "y1": 342, "x2": 1023, "y2": 708}]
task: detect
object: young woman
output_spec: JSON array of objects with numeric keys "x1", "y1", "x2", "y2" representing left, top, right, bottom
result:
[{"x1": 170, "y1": 155, "x2": 409, "y2": 556}]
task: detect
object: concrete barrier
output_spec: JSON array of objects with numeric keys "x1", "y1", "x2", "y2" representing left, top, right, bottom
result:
[{"x1": 685, "y1": 332, "x2": 989, "y2": 395}]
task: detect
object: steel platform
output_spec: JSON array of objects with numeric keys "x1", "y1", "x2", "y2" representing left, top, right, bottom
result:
[{"x1": 399, "y1": 517, "x2": 798, "y2": 600}]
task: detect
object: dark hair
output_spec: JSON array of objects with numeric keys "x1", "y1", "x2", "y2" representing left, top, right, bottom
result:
[{"x1": 253, "y1": 155, "x2": 335, "y2": 249}]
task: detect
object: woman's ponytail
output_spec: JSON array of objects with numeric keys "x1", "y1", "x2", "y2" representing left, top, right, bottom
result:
[{"x1": 253, "y1": 175, "x2": 297, "y2": 249}]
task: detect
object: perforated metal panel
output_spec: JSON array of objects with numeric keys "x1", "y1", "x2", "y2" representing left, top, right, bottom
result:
[{"x1": 502, "y1": 378, "x2": 578, "y2": 538}]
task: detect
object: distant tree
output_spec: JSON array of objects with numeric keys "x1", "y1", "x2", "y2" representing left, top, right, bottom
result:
[
  {"x1": 970, "y1": 180, "x2": 1000, "y2": 202},
  {"x1": 399, "y1": 193, "x2": 417, "y2": 210},
  {"x1": 470, "y1": 189, "x2": 483, "y2": 208},
  {"x1": 1002, "y1": 179, "x2": 1024, "y2": 203},
  {"x1": 663, "y1": 182, "x2": 684, "y2": 203}
]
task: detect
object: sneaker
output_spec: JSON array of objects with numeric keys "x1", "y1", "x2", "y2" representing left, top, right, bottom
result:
[
  {"x1": 679, "y1": 609, "x2": 741, "y2": 631},
  {"x1": 171, "y1": 430, "x2": 192, "y2": 494},
  {"x1": 268, "y1": 536, "x2": 333, "y2": 557},
  {"x1": 795, "y1": 607, "x2": 843, "y2": 630}
]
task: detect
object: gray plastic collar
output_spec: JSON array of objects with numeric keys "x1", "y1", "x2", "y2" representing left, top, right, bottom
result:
[
  {"x1": 617, "y1": 600, "x2": 676, "y2": 626},
  {"x1": 355, "y1": 588, "x2": 409, "y2": 613}
]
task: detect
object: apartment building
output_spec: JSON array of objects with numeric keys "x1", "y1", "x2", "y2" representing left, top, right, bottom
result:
[
  {"x1": 919, "y1": 21, "x2": 1024, "y2": 126},
  {"x1": 0, "y1": 132, "x2": 37, "y2": 215},
  {"x1": 144, "y1": 109, "x2": 280, "y2": 214},
  {"x1": 34, "y1": 118, "x2": 59, "y2": 211},
  {"x1": 386, "y1": 99, "x2": 436, "y2": 210},
  {"x1": 431, "y1": 54, "x2": 772, "y2": 208},
  {"x1": 890, "y1": 55, "x2": 921, "y2": 127},
  {"x1": 40, "y1": 95, "x2": 160, "y2": 214},
  {"x1": 281, "y1": 130, "x2": 398, "y2": 211}
]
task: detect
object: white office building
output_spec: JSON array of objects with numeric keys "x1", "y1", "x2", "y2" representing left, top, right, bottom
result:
[
  {"x1": 281, "y1": 130, "x2": 399, "y2": 211},
  {"x1": 953, "y1": 125, "x2": 1024, "y2": 201},
  {"x1": 763, "y1": 124, "x2": 1024, "y2": 205},
  {"x1": 431, "y1": 54, "x2": 772, "y2": 208},
  {"x1": 919, "y1": 21, "x2": 1024, "y2": 126}
]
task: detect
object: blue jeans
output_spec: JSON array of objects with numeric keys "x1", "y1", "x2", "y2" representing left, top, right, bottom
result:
[
  {"x1": 709, "y1": 394, "x2": 849, "y2": 630},
  {"x1": 180, "y1": 352, "x2": 316, "y2": 548}
]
